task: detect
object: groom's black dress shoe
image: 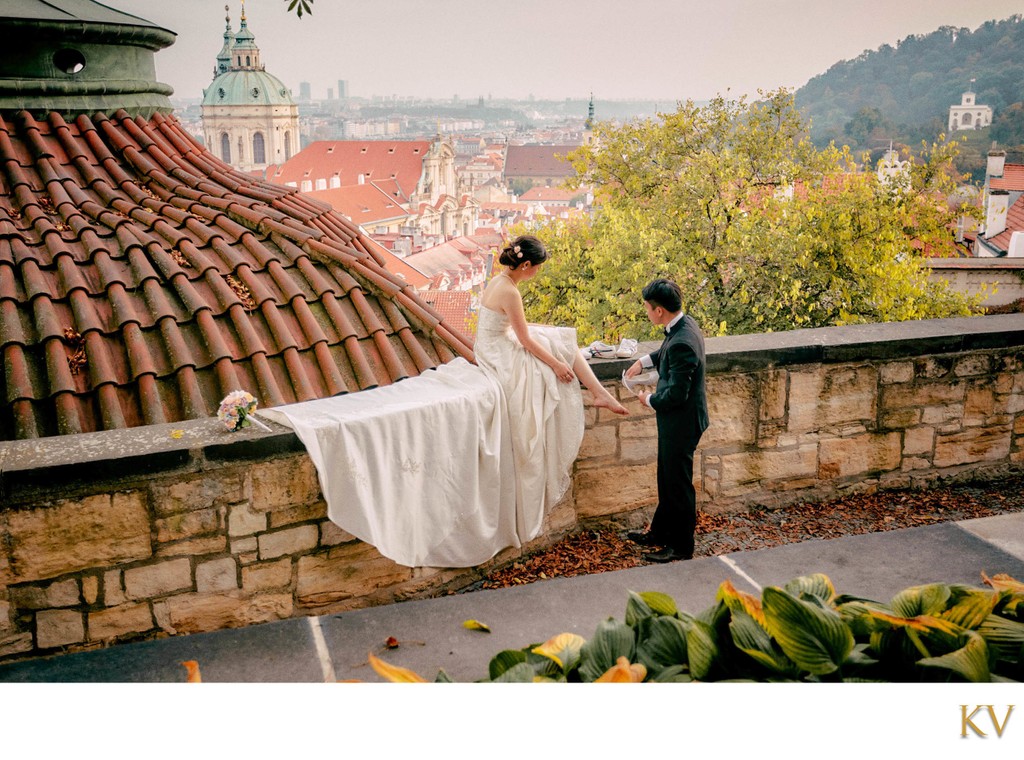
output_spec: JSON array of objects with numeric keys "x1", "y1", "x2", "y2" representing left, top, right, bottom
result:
[
  {"x1": 626, "y1": 530, "x2": 663, "y2": 547},
  {"x1": 643, "y1": 546, "x2": 692, "y2": 563}
]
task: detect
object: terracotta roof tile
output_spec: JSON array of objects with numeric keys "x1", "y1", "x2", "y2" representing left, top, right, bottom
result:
[
  {"x1": 0, "y1": 109, "x2": 473, "y2": 440},
  {"x1": 504, "y1": 145, "x2": 577, "y2": 179},
  {"x1": 986, "y1": 193, "x2": 1024, "y2": 253},
  {"x1": 989, "y1": 164, "x2": 1024, "y2": 193}
]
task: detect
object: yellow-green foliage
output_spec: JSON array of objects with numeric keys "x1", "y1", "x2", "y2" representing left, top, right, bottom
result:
[{"x1": 519, "y1": 89, "x2": 983, "y2": 344}]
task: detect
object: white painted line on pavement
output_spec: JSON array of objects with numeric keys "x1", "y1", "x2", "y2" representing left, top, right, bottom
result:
[
  {"x1": 307, "y1": 615, "x2": 336, "y2": 682},
  {"x1": 718, "y1": 555, "x2": 763, "y2": 592}
]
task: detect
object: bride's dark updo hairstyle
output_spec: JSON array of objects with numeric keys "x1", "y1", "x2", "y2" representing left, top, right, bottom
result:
[{"x1": 498, "y1": 234, "x2": 548, "y2": 269}]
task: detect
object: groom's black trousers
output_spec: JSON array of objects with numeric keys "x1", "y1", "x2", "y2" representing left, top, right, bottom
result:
[{"x1": 649, "y1": 427, "x2": 703, "y2": 557}]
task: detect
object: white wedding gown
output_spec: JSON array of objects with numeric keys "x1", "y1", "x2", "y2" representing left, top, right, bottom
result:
[{"x1": 473, "y1": 306, "x2": 585, "y2": 540}]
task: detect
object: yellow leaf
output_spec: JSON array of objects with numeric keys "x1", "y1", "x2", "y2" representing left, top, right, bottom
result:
[
  {"x1": 367, "y1": 653, "x2": 427, "y2": 683},
  {"x1": 595, "y1": 656, "x2": 646, "y2": 683},
  {"x1": 170, "y1": 429, "x2": 184, "y2": 439},
  {"x1": 181, "y1": 660, "x2": 201, "y2": 683},
  {"x1": 463, "y1": 619, "x2": 491, "y2": 633},
  {"x1": 532, "y1": 632, "x2": 586, "y2": 668}
]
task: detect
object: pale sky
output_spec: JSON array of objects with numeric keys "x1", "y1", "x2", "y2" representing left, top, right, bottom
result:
[{"x1": 102, "y1": 0, "x2": 1023, "y2": 102}]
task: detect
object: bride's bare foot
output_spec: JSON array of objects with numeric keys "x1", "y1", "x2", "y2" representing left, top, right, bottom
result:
[{"x1": 593, "y1": 392, "x2": 629, "y2": 415}]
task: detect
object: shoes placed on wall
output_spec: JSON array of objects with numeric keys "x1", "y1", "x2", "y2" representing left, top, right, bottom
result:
[
  {"x1": 643, "y1": 546, "x2": 693, "y2": 563},
  {"x1": 615, "y1": 338, "x2": 638, "y2": 358},
  {"x1": 584, "y1": 340, "x2": 616, "y2": 359}
]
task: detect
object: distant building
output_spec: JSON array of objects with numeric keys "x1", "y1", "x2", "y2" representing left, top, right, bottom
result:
[
  {"x1": 504, "y1": 144, "x2": 578, "y2": 188},
  {"x1": 948, "y1": 84, "x2": 993, "y2": 132},
  {"x1": 201, "y1": 3, "x2": 300, "y2": 172},
  {"x1": 299, "y1": 81, "x2": 311, "y2": 101}
]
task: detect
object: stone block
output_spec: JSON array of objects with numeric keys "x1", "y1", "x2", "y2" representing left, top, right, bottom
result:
[
  {"x1": 705, "y1": 374, "x2": 756, "y2": 445},
  {"x1": 955, "y1": 355, "x2": 991, "y2": 377},
  {"x1": 1015, "y1": 415, "x2": 1024, "y2": 435},
  {"x1": 921, "y1": 403, "x2": 964, "y2": 425},
  {"x1": 7, "y1": 491, "x2": 151, "y2": 583},
  {"x1": 36, "y1": 609, "x2": 85, "y2": 649},
  {"x1": 881, "y1": 381, "x2": 964, "y2": 411},
  {"x1": 934, "y1": 426, "x2": 1012, "y2": 468},
  {"x1": 881, "y1": 408, "x2": 921, "y2": 429},
  {"x1": 251, "y1": 456, "x2": 321, "y2": 513},
  {"x1": 578, "y1": 425, "x2": 617, "y2": 460},
  {"x1": 228, "y1": 503, "x2": 268, "y2": 537},
  {"x1": 789, "y1": 366, "x2": 876, "y2": 433},
  {"x1": 258, "y1": 525, "x2": 319, "y2": 560},
  {"x1": 154, "y1": 535, "x2": 228, "y2": 558},
  {"x1": 88, "y1": 602, "x2": 155, "y2": 641},
  {"x1": 573, "y1": 462, "x2": 658, "y2": 518},
  {"x1": 231, "y1": 537, "x2": 259, "y2": 555},
  {"x1": 9, "y1": 578, "x2": 80, "y2": 610},
  {"x1": 818, "y1": 432, "x2": 902, "y2": 480},
  {"x1": 880, "y1": 361, "x2": 914, "y2": 384},
  {"x1": 104, "y1": 570, "x2": 125, "y2": 607},
  {"x1": 965, "y1": 387, "x2": 995, "y2": 425},
  {"x1": 241, "y1": 558, "x2": 293, "y2": 593},
  {"x1": 151, "y1": 471, "x2": 246, "y2": 517},
  {"x1": 155, "y1": 508, "x2": 220, "y2": 543},
  {"x1": 718, "y1": 445, "x2": 818, "y2": 496},
  {"x1": 161, "y1": 592, "x2": 292, "y2": 635},
  {"x1": 80, "y1": 576, "x2": 98, "y2": 606},
  {"x1": 296, "y1": 545, "x2": 412, "y2": 608},
  {"x1": 620, "y1": 434, "x2": 658, "y2": 462},
  {"x1": 0, "y1": 632, "x2": 33, "y2": 658},
  {"x1": 268, "y1": 501, "x2": 329, "y2": 530},
  {"x1": 903, "y1": 427, "x2": 935, "y2": 457},
  {"x1": 196, "y1": 558, "x2": 239, "y2": 593},
  {"x1": 759, "y1": 369, "x2": 788, "y2": 421},
  {"x1": 320, "y1": 521, "x2": 358, "y2": 547},
  {"x1": 0, "y1": 599, "x2": 10, "y2": 632},
  {"x1": 916, "y1": 356, "x2": 954, "y2": 379},
  {"x1": 124, "y1": 558, "x2": 193, "y2": 600}
]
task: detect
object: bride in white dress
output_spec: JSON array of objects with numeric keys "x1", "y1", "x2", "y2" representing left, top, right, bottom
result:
[{"x1": 475, "y1": 235, "x2": 629, "y2": 540}]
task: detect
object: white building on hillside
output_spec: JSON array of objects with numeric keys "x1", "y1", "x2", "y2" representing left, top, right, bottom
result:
[{"x1": 948, "y1": 84, "x2": 993, "y2": 132}]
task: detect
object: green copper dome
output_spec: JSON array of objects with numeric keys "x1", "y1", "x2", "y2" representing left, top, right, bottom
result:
[{"x1": 202, "y1": 69, "x2": 294, "y2": 107}]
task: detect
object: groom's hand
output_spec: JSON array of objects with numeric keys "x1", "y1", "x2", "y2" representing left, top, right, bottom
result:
[{"x1": 624, "y1": 360, "x2": 643, "y2": 379}]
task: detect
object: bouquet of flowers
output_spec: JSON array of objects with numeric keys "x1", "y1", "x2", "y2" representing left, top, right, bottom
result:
[{"x1": 217, "y1": 390, "x2": 271, "y2": 432}]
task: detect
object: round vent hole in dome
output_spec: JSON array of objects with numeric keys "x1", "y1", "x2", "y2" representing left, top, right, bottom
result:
[{"x1": 54, "y1": 49, "x2": 86, "y2": 75}]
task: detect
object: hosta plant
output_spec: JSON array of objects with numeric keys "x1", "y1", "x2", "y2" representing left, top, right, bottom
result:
[{"x1": 370, "y1": 573, "x2": 1024, "y2": 683}]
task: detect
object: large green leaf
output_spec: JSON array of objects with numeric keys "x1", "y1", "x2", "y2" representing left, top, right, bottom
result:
[
  {"x1": 940, "y1": 589, "x2": 998, "y2": 631},
  {"x1": 763, "y1": 586, "x2": 854, "y2": 675},
  {"x1": 493, "y1": 662, "x2": 545, "y2": 683},
  {"x1": 890, "y1": 584, "x2": 952, "y2": 618},
  {"x1": 917, "y1": 629, "x2": 991, "y2": 682},
  {"x1": 978, "y1": 613, "x2": 1024, "y2": 662},
  {"x1": 639, "y1": 591, "x2": 679, "y2": 617},
  {"x1": 625, "y1": 591, "x2": 655, "y2": 627},
  {"x1": 488, "y1": 649, "x2": 528, "y2": 681},
  {"x1": 784, "y1": 573, "x2": 836, "y2": 604},
  {"x1": 578, "y1": 618, "x2": 637, "y2": 682},
  {"x1": 729, "y1": 609, "x2": 797, "y2": 676},
  {"x1": 636, "y1": 616, "x2": 689, "y2": 673},
  {"x1": 686, "y1": 620, "x2": 719, "y2": 680}
]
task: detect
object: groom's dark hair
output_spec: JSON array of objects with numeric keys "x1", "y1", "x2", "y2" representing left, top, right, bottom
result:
[{"x1": 642, "y1": 279, "x2": 682, "y2": 313}]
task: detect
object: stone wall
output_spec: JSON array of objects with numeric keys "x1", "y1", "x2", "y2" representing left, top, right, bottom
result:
[
  {"x1": 2, "y1": 314, "x2": 1022, "y2": 663},
  {"x1": 925, "y1": 258, "x2": 1024, "y2": 307}
]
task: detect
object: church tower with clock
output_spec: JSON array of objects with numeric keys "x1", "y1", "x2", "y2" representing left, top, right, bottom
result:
[{"x1": 201, "y1": 2, "x2": 300, "y2": 173}]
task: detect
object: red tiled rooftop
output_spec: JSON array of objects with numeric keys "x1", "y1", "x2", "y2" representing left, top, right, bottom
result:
[
  {"x1": 419, "y1": 290, "x2": 474, "y2": 340},
  {"x1": 305, "y1": 182, "x2": 410, "y2": 225},
  {"x1": 989, "y1": 164, "x2": 1024, "y2": 193},
  {"x1": 503, "y1": 145, "x2": 577, "y2": 178},
  {"x1": 986, "y1": 193, "x2": 1024, "y2": 253},
  {"x1": 268, "y1": 141, "x2": 431, "y2": 200},
  {"x1": 0, "y1": 110, "x2": 472, "y2": 440}
]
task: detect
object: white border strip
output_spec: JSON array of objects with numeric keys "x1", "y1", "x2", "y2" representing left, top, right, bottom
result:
[
  {"x1": 307, "y1": 615, "x2": 336, "y2": 683},
  {"x1": 718, "y1": 555, "x2": 763, "y2": 592}
]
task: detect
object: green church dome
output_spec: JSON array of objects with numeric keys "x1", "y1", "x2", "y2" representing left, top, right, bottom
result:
[{"x1": 203, "y1": 68, "x2": 293, "y2": 107}]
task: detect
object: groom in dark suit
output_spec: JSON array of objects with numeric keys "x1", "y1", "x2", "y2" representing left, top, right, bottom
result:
[{"x1": 624, "y1": 279, "x2": 709, "y2": 562}]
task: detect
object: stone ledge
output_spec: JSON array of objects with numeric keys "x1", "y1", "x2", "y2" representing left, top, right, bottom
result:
[{"x1": 3, "y1": 315, "x2": 1022, "y2": 497}]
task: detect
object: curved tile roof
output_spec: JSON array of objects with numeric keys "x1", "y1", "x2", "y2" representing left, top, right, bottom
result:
[{"x1": 0, "y1": 108, "x2": 474, "y2": 440}]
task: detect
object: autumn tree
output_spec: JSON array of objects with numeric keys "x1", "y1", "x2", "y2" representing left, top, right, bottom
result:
[{"x1": 519, "y1": 89, "x2": 982, "y2": 343}]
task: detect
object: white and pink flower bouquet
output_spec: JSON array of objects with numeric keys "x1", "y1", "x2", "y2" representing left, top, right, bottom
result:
[{"x1": 217, "y1": 390, "x2": 271, "y2": 432}]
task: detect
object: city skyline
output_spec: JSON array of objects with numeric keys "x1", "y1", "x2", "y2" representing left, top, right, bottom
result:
[{"x1": 105, "y1": 1, "x2": 1023, "y2": 103}]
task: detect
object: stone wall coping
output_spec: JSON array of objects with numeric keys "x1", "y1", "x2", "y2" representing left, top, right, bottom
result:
[
  {"x1": 2, "y1": 313, "x2": 1022, "y2": 498},
  {"x1": 925, "y1": 258, "x2": 1024, "y2": 271}
]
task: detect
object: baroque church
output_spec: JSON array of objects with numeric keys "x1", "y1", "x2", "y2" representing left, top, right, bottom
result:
[{"x1": 201, "y1": 3, "x2": 300, "y2": 173}]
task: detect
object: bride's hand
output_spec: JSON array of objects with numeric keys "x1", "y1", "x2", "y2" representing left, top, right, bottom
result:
[{"x1": 552, "y1": 361, "x2": 575, "y2": 383}]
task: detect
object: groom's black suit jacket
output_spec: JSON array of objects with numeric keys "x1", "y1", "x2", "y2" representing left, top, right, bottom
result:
[{"x1": 648, "y1": 314, "x2": 709, "y2": 443}]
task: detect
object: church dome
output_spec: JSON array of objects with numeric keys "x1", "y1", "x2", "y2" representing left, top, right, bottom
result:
[{"x1": 203, "y1": 68, "x2": 294, "y2": 107}]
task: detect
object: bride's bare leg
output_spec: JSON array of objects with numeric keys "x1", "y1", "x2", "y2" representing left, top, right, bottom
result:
[{"x1": 573, "y1": 351, "x2": 629, "y2": 415}]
